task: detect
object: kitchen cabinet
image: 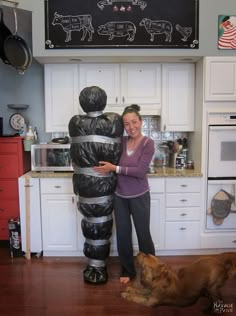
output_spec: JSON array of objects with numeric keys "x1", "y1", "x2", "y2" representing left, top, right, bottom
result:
[
  {"x1": 161, "y1": 63, "x2": 195, "y2": 131},
  {"x1": 18, "y1": 176, "x2": 42, "y2": 255},
  {"x1": 165, "y1": 177, "x2": 201, "y2": 249},
  {"x1": 110, "y1": 177, "x2": 165, "y2": 255},
  {"x1": 44, "y1": 64, "x2": 80, "y2": 132},
  {"x1": 0, "y1": 137, "x2": 30, "y2": 240},
  {"x1": 79, "y1": 63, "x2": 161, "y2": 115},
  {"x1": 204, "y1": 57, "x2": 236, "y2": 101},
  {"x1": 40, "y1": 178, "x2": 84, "y2": 256}
]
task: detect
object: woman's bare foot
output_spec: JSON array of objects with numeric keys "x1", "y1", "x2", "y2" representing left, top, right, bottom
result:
[{"x1": 120, "y1": 276, "x2": 130, "y2": 284}]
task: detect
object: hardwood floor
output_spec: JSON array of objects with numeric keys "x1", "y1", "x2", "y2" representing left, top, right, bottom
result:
[{"x1": 0, "y1": 243, "x2": 235, "y2": 316}]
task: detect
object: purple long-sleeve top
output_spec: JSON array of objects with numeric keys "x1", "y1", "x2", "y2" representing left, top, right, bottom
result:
[{"x1": 115, "y1": 136, "x2": 155, "y2": 198}]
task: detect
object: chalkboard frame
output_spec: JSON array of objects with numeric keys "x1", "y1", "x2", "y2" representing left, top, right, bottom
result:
[{"x1": 45, "y1": 0, "x2": 199, "y2": 49}]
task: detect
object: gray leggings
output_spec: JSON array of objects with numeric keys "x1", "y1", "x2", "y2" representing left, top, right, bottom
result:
[{"x1": 114, "y1": 192, "x2": 155, "y2": 278}]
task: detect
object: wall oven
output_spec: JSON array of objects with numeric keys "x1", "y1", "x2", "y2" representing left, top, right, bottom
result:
[{"x1": 206, "y1": 113, "x2": 236, "y2": 230}]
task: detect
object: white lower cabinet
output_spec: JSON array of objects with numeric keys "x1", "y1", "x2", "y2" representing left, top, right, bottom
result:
[
  {"x1": 19, "y1": 176, "x2": 42, "y2": 255},
  {"x1": 164, "y1": 177, "x2": 201, "y2": 250},
  {"x1": 40, "y1": 178, "x2": 84, "y2": 256}
]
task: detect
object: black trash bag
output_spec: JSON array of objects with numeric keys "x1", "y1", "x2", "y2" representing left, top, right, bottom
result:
[
  {"x1": 79, "y1": 86, "x2": 107, "y2": 113},
  {"x1": 69, "y1": 86, "x2": 123, "y2": 284},
  {"x1": 72, "y1": 174, "x2": 117, "y2": 197},
  {"x1": 69, "y1": 112, "x2": 124, "y2": 137},
  {"x1": 83, "y1": 242, "x2": 110, "y2": 260},
  {"x1": 78, "y1": 200, "x2": 114, "y2": 217},
  {"x1": 81, "y1": 218, "x2": 113, "y2": 240},
  {"x1": 83, "y1": 265, "x2": 108, "y2": 284}
]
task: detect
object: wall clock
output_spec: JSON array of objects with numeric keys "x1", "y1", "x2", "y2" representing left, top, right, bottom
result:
[{"x1": 9, "y1": 113, "x2": 25, "y2": 131}]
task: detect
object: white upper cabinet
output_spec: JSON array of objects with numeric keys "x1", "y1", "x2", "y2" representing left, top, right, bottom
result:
[
  {"x1": 79, "y1": 63, "x2": 161, "y2": 115},
  {"x1": 204, "y1": 57, "x2": 236, "y2": 101},
  {"x1": 79, "y1": 63, "x2": 120, "y2": 111},
  {"x1": 161, "y1": 63, "x2": 195, "y2": 132},
  {"x1": 44, "y1": 64, "x2": 79, "y2": 132}
]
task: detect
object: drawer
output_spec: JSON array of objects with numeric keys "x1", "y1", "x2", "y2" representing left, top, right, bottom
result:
[
  {"x1": 166, "y1": 207, "x2": 200, "y2": 221},
  {"x1": 0, "y1": 219, "x2": 9, "y2": 240},
  {"x1": 0, "y1": 199, "x2": 19, "y2": 219},
  {"x1": 0, "y1": 155, "x2": 19, "y2": 178},
  {"x1": 166, "y1": 193, "x2": 201, "y2": 207},
  {"x1": 201, "y1": 234, "x2": 236, "y2": 249},
  {"x1": 148, "y1": 178, "x2": 165, "y2": 193},
  {"x1": 0, "y1": 180, "x2": 18, "y2": 198},
  {"x1": 40, "y1": 178, "x2": 74, "y2": 194},
  {"x1": 0, "y1": 143, "x2": 18, "y2": 154},
  {"x1": 165, "y1": 221, "x2": 200, "y2": 249},
  {"x1": 166, "y1": 178, "x2": 201, "y2": 193}
]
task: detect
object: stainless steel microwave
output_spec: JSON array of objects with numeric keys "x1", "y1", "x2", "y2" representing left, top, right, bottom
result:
[{"x1": 31, "y1": 144, "x2": 73, "y2": 171}]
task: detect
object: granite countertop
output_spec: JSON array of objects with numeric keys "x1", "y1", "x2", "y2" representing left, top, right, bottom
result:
[{"x1": 27, "y1": 167, "x2": 202, "y2": 178}]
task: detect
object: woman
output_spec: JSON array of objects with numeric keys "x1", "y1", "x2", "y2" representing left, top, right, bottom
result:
[{"x1": 94, "y1": 104, "x2": 155, "y2": 284}]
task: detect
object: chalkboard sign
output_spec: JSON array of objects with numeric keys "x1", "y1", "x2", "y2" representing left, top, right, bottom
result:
[{"x1": 45, "y1": 0, "x2": 199, "y2": 49}]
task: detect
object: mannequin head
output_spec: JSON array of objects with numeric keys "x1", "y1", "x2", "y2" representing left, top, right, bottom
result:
[{"x1": 79, "y1": 86, "x2": 107, "y2": 113}]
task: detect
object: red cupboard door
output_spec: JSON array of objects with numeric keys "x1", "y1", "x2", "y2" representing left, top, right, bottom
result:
[{"x1": 0, "y1": 154, "x2": 19, "y2": 178}]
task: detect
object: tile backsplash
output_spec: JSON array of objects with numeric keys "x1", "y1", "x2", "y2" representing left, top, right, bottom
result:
[{"x1": 142, "y1": 116, "x2": 187, "y2": 165}]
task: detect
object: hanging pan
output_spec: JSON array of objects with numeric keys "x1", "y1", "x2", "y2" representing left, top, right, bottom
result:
[
  {"x1": 4, "y1": 7, "x2": 32, "y2": 74},
  {"x1": 0, "y1": 7, "x2": 12, "y2": 64}
]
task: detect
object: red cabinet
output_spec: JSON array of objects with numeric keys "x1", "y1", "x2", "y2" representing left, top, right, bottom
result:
[{"x1": 0, "y1": 137, "x2": 31, "y2": 240}]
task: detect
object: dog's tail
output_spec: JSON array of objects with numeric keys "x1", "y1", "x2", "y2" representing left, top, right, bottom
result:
[{"x1": 217, "y1": 252, "x2": 236, "y2": 278}]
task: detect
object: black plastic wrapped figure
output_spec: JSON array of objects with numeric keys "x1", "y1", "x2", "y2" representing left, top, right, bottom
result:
[{"x1": 69, "y1": 86, "x2": 123, "y2": 284}]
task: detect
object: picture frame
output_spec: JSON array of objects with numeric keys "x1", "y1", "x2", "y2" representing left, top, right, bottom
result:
[
  {"x1": 218, "y1": 15, "x2": 236, "y2": 49},
  {"x1": 45, "y1": 0, "x2": 199, "y2": 49}
]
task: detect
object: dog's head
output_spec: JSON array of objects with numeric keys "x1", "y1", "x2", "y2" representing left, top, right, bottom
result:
[{"x1": 136, "y1": 252, "x2": 175, "y2": 289}]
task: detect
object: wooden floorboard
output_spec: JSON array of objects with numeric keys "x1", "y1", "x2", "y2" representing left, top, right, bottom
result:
[{"x1": 0, "y1": 244, "x2": 235, "y2": 316}]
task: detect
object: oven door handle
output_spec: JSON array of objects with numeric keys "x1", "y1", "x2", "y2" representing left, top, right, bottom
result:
[{"x1": 209, "y1": 125, "x2": 236, "y2": 131}]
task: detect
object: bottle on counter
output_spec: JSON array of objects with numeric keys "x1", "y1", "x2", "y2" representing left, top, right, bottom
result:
[{"x1": 25, "y1": 126, "x2": 34, "y2": 140}]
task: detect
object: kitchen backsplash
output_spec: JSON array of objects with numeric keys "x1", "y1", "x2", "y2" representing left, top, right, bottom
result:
[{"x1": 141, "y1": 116, "x2": 187, "y2": 165}]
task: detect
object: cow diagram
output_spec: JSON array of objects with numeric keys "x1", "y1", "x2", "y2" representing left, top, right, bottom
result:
[
  {"x1": 52, "y1": 12, "x2": 94, "y2": 42},
  {"x1": 50, "y1": 12, "x2": 193, "y2": 45}
]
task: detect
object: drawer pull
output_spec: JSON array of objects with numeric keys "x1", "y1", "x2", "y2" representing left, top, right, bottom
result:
[
  {"x1": 232, "y1": 240, "x2": 236, "y2": 243},
  {"x1": 180, "y1": 184, "x2": 187, "y2": 187},
  {"x1": 54, "y1": 185, "x2": 62, "y2": 189},
  {"x1": 180, "y1": 213, "x2": 187, "y2": 216},
  {"x1": 24, "y1": 184, "x2": 33, "y2": 188},
  {"x1": 0, "y1": 208, "x2": 4, "y2": 212},
  {"x1": 180, "y1": 199, "x2": 187, "y2": 202},
  {"x1": 0, "y1": 188, "x2": 3, "y2": 192},
  {"x1": 115, "y1": 96, "x2": 118, "y2": 103},
  {"x1": 180, "y1": 227, "x2": 186, "y2": 230},
  {"x1": 72, "y1": 196, "x2": 74, "y2": 203}
]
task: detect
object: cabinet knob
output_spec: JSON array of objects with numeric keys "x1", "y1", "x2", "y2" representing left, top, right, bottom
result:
[
  {"x1": 180, "y1": 227, "x2": 186, "y2": 230},
  {"x1": 180, "y1": 213, "x2": 187, "y2": 216},
  {"x1": 180, "y1": 199, "x2": 187, "y2": 202},
  {"x1": 0, "y1": 208, "x2": 4, "y2": 212},
  {"x1": 232, "y1": 240, "x2": 236, "y2": 243},
  {"x1": 0, "y1": 188, "x2": 3, "y2": 192},
  {"x1": 54, "y1": 186, "x2": 61, "y2": 189},
  {"x1": 180, "y1": 184, "x2": 187, "y2": 187}
]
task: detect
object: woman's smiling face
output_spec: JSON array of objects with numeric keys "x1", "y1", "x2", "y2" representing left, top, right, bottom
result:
[{"x1": 123, "y1": 112, "x2": 142, "y2": 139}]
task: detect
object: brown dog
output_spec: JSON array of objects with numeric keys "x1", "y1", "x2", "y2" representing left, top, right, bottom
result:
[{"x1": 121, "y1": 252, "x2": 236, "y2": 311}]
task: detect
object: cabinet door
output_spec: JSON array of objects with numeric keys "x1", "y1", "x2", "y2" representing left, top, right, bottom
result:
[
  {"x1": 121, "y1": 63, "x2": 161, "y2": 115},
  {"x1": 161, "y1": 63, "x2": 195, "y2": 131},
  {"x1": 204, "y1": 57, "x2": 236, "y2": 101},
  {"x1": 44, "y1": 64, "x2": 79, "y2": 132},
  {"x1": 132, "y1": 193, "x2": 165, "y2": 252},
  {"x1": 79, "y1": 63, "x2": 120, "y2": 110},
  {"x1": 19, "y1": 177, "x2": 42, "y2": 254},
  {"x1": 41, "y1": 194, "x2": 78, "y2": 252}
]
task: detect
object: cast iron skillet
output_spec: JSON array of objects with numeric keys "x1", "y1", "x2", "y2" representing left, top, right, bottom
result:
[
  {"x1": 4, "y1": 7, "x2": 32, "y2": 74},
  {"x1": 0, "y1": 7, "x2": 12, "y2": 64}
]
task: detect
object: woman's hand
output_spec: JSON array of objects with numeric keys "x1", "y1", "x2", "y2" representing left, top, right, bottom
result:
[{"x1": 93, "y1": 161, "x2": 116, "y2": 174}]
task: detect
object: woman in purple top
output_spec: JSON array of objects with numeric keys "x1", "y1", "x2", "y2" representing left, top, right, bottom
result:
[{"x1": 94, "y1": 104, "x2": 155, "y2": 284}]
